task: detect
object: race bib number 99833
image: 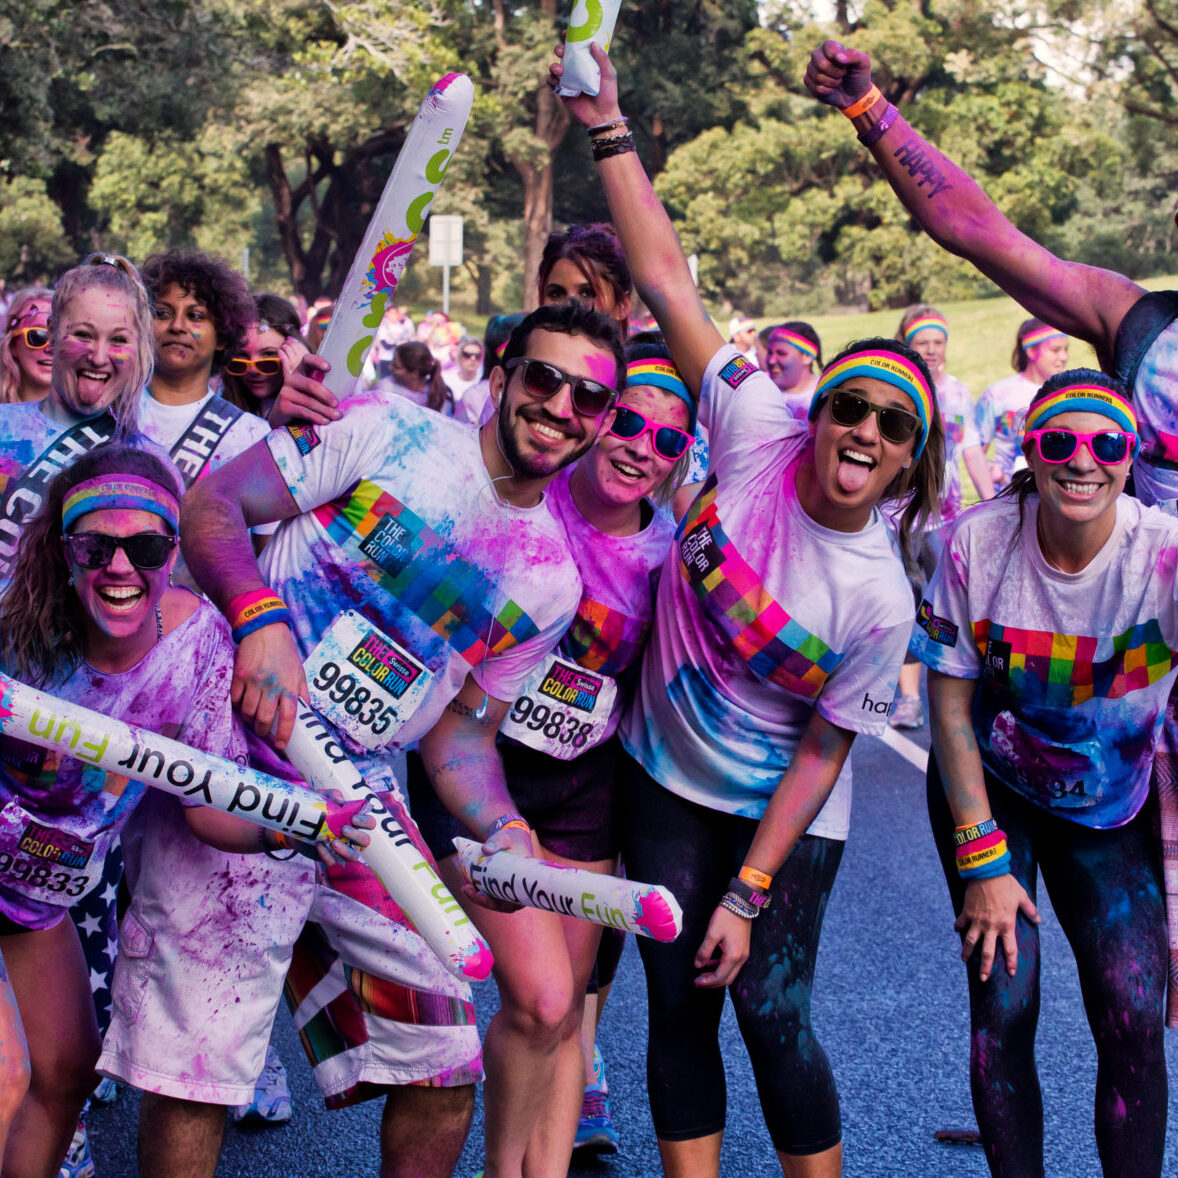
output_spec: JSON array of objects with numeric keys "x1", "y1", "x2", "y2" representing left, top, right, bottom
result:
[{"x1": 499, "y1": 654, "x2": 616, "y2": 761}]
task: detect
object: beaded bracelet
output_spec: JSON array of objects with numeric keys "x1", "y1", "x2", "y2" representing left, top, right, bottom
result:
[
  {"x1": 857, "y1": 102, "x2": 899, "y2": 149},
  {"x1": 841, "y1": 84, "x2": 883, "y2": 120},
  {"x1": 228, "y1": 587, "x2": 293, "y2": 643},
  {"x1": 720, "y1": 892, "x2": 759, "y2": 921},
  {"x1": 592, "y1": 133, "x2": 637, "y2": 162},
  {"x1": 739, "y1": 865, "x2": 773, "y2": 891},
  {"x1": 727, "y1": 876, "x2": 771, "y2": 911}
]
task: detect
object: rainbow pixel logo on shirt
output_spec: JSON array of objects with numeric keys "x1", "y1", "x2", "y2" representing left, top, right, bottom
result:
[
  {"x1": 678, "y1": 477, "x2": 844, "y2": 698},
  {"x1": 973, "y1": 617, "x2": 1178, "y2": 706}
]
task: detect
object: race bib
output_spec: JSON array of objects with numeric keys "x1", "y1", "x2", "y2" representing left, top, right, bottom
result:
[
  {"x1": 0, "y1": 800, "x2": 111, "y2": 906},
  {"x1": 303, "y1": 611, "x2": 433, "y2": 750},
  {"x1": 500, "y1": 654, "x2": 617, "y2": 761}
]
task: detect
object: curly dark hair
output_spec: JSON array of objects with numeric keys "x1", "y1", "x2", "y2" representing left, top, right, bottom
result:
[
  {"x1": 0, "y1": 442, "x2": 183, "y2": 688},
  {"x1": 500, "y1": 301, "x2": 627, "y2": 393},
  {"x1": 140, "y1": 249, "x2": 254, "y2": 373}
]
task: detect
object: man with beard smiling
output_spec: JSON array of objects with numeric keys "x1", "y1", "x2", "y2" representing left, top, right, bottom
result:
[{"x1": 101, "y1": 299, "x2": 625, "y2": 1178}]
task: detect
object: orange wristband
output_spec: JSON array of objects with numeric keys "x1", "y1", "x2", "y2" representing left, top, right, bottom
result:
[
  {"x1": 740, "y1": 865, "x2": 773, "y2": 891},
  {"x1": 841, "y1": 85, "x2": 882, "y2": 120}
]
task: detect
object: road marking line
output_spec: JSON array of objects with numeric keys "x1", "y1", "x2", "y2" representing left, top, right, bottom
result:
[{"x1": 875, "y1": 726, "x2": 929, "y2": 773}]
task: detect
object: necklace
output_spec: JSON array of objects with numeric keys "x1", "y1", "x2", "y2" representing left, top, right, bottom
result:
[{"x1": 155, "y1": 603, "x2": 164, "y2": 643}]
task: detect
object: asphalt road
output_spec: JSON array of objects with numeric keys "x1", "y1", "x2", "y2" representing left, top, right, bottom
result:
[{"x1": 87, "y1": 723, "x2": 1178, "y2": 1176}]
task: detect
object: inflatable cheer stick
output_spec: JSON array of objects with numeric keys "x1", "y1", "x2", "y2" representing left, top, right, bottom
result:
[
  {"x1": 0, "y1": 673, "x2": 330, "y2": 844},
  {"x1": 452, "y1": 837, "x2": 683, "y2": 942},
  {"x1": 283, "y1": 707, "x2": 493, "y2": 982},
  {"x1": 317, "y1": 73, "x2": 475, "y2": 396},
  {"x1": 556, "y1": 0, "x2": 622, "y2": 98}
]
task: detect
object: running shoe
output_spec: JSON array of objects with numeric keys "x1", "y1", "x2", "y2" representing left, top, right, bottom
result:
[
  {"x1": 889, "y1": 694, "x2": 924, "y2": 730},
  {"x1": 231, "y1": 1045, "x2": 292, "y2": 1126},
  {"x1": 58, "y1": 1120, "x2": 96, "y2": 1178},
  {"x1": 574, "y1": 1046, "x2": 619, "y2": 1155},
  {"x1": 91, "y1": 1077, "x2": 118, "y2": 1105}
]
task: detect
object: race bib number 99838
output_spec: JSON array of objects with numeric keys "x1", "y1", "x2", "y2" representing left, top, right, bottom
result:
[
  {"x1": 303, "y1": 611, "x2": 432, "y2": 750},
  {"x1": 499, "y1": 654, "x2": 616, "y2": 761}
]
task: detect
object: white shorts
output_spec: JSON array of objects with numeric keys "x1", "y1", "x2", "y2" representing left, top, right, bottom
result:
[{"x1": 98, "y1": 788, "x2": 481, "y2": 1106}]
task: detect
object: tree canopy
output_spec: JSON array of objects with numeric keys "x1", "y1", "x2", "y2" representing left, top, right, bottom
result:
[{"x1": 0, "y1": 0, "x2": 1175, "y2": 314}]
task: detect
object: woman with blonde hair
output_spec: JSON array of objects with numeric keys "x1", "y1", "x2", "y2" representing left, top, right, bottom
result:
[
  {"x1": 0, "y1": 287, "x2": 54, "y2": 405},
  {"x1": 0, "y1": 254, "x2": 153, "y2": 589}
]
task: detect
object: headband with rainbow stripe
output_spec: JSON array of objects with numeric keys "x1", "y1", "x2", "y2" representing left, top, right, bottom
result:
[
  {"x1": 1020, "y1": 325, "x2": 1066, "y2": 352},
  {"x1": 903, "y1": 315, "x2": 948, "y2": 344},
  {"x1": 1023, "y1": 385, "x2": 1139, "y2": 453},
  {"x1": 626, "y1": 358, "x2": 696, "y2": 433},
  {"x1": 809, "y1": 349, "x2": 934, "y2": 459},
  {"x1": 768, "y1": 328, "x2": 820, "y2": 364},
  {"x1": 63, "y1": 475, "x2": 180, "y2": 532}
]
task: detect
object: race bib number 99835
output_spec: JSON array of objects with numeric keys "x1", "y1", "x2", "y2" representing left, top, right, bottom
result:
[
  {"x1": 499, "y1": 654, "x2": 617, "y2": 761},
  {"x1": 303, "y1": 611, "x2": 432, "y2": 750}
]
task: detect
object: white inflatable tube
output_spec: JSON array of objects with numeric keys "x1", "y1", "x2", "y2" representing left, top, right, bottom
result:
[
  {"x1": 452, "y1": 836, "x2": 683, "y2": 942},
  {"x1": 556, "y1": 0, "x2": 622, "y2": 97},
  {"x1": 317, "y1": 72, "x2": 475, "y2": 397},
  {"x1": 284, "y1": 707, "x2": 493, "y2": 981},
  {"x1": 0, "y1": 672, "x2": 328, "y2": 843}
]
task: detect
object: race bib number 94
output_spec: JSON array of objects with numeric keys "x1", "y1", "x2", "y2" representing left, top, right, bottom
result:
[
  {"x1": 303, "y1": 611, "x2": 432, "y2": 750},
  {"x1": 500, "y1": 654, "x2": 617, "y2": 761}
]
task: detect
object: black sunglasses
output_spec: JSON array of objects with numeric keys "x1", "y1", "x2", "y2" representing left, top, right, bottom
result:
[
  {"x1": 504, "y1": 357, "x2": 618, "y2": 417},
  {"x1": 63, "y1": 532, "x2": 178, "y2": 571},
  {"x1": 825, "y1": 389, "x2": 921, "y2": 446}
]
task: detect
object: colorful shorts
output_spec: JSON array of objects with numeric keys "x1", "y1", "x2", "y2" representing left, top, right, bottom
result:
[{"x1": 98, "y1": 785, "x2": 481, "y2": 1107}]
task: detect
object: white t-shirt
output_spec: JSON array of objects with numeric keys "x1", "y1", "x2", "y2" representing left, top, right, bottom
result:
[
  {"x1": 911, "y1": 495, "x2": 1178, "y2": 827},
  {"x1": 262, "y1": 391, "x2": 581, "y2": 769},
  {"x1": 1127, "y1": 317, "x2": 1178, "y2": 505},
  {"x1": 975, "y1": 372, "x2": 1037, "y2": 483},
  {"x1": 936, "y1": 373, "x2": 980, "y2": 523},
  {"x1": 499, "y1": 466, "x2": 675, "y2": 754},
  {"x1": 137, "y1": 388, "x2": 270, "y2": 482},
  {"x1": 620, "y1": 346, "x2": 914, "y2": 839},
  {"x1": 0, "y1": 598, "x2": 242, "y2": 927}
]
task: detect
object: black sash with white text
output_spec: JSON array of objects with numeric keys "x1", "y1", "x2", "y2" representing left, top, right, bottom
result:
[
  {"x1": 169, "y1": 395, "x2": 245, "y2": 487},
  {"x1": 0, "y1": 413, "x2": 118, "y2": 573}
]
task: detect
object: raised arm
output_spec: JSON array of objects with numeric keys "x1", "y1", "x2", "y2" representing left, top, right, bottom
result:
[
  {"x1": 181, "y1": 440, "x2": 307, "y2": 748},
  {"x1": 548, "y1": 44, "x2": 722, "y2": 393},
  {"x1": 804, "y1": 41, "x2": 1144, "y2": 367}
]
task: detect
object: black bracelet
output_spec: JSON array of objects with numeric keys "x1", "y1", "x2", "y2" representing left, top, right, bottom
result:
[
  {"x1": 727, "y1": 876, "x2": 771, "y2": 910},
  {"x1": 592, "y1": 133, "x2": 637, "y2": 162}
]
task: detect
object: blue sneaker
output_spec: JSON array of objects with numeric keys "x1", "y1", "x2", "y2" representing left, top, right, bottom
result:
[
  {"x1": 574, "y1": 1047, "x2": 619, "y2": 1155},
  {"x1": 58, "y1": 1120, "x2": 96, "y2": 1178},
  {"x1": 91, "y1": 1077, "x2": 118, "y2": 1105},
  {"x1": 232, "y1": 1045, "x2": 292, "y2": 1126}
]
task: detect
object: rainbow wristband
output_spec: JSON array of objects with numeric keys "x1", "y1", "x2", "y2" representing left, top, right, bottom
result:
[
  {"x1": 228, "y1": 588, "x2": 293, "y2": 643},
  {"x1": 953, "y1": 817, "x2": 998, "y2": 847},
  {"x1": 955, "y1": 828, "x2": 1012, "y2": 881}
]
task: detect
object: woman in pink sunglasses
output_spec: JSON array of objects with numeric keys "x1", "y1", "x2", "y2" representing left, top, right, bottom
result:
[{"x1": 913, "y1": 369, "x2": 1175, "y2": 1177}]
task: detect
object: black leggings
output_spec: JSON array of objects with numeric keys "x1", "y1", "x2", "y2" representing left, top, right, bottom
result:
[
  {"x1": 927, "y1": 760, "x2": 1168, "y2": 1178},
  {"x1": 620, "y1": 757, "x2": 844, "y2": 1155}
]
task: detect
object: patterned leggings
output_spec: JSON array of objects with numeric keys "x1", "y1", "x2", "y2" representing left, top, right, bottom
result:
[{"x1": 927, "y1": 761, "x2": 1168, "y2": 1178}]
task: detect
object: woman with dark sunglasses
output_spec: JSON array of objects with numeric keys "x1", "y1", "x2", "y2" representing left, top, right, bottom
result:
[
  {"x1": 549, "y1": 44, "x2": 944, "y2": 1178},
  {"x1": 0, "y1": 287, "x2": 54, "y2": 405},
  {"x1": 913, "y1": 370, "x2": 1174, "y2": 1178},
  {"x1": 0, "y1": 443, "x2": 365, "y2": 1176}
]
